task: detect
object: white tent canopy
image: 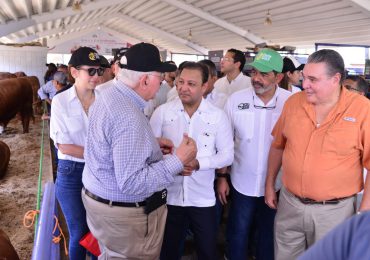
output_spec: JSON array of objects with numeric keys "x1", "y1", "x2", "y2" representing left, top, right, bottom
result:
[{"x1": 1, "y1": 0, "x2": 370, "y2": 55}]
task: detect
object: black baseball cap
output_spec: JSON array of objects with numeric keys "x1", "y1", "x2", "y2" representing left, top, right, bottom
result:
[
  {"x1": 282, "y1": 56, "x2": 305, "y2": 73},
  {"x1": 99, "y1": 55, "x2": 110, "y2": 68},
  {"x1": 119, "y1": 43, "x2": 177, "y2": 72},
  {"x1": 46, "y1": 63, "x2": 56, "y2": 68},
  {"x1": 68, "y1": 47, "x2": 101, "y2": 67},
  {"x1": 112, "y1": 48, "x2": 128, "y2": 64}
]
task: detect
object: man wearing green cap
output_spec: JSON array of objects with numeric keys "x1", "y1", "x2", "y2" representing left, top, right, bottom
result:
[{"x1": 220, "y1": 48, "x2": 291, "y2": 260}]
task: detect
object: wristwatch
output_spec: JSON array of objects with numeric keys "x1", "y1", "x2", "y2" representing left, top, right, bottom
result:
[{"x1": 216, "y1": 173, "x2": 228, "y2": 178}]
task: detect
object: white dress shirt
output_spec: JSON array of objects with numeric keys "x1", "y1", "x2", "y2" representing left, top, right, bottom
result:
[
  {"x1": 150, "y1": 98, "x2": 234, "y2": 207},
  {"x1": 144, "y1": 81, "x2": 171, "y2": 118},
  {"x1": 166, "y1": 85, "x2": 178, "y2": 102},
  {"x1": 214, "y1": 72, "x2": 252, "y2": 97},
  {"x1": 224, "y1": 86, "x2": 292, "y2": 197},
  {"x1": 292, "y1": 85, "x2": 302, "y2": 94},
  {"x1": 205, "y1": 90, "x2": 228, "y2": 109},
  {"x1": 50, "y1": 85, "x2": 92, "y2": 162}
]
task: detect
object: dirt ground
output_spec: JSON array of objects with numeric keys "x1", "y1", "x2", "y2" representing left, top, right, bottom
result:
[{"x1": 0, "y1": 116, "x2": 53, "y2": 259}]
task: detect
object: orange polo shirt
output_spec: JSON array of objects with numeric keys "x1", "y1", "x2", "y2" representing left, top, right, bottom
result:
[{"x1": 272, "y1": 87, "x2": 370, "y2": 201}]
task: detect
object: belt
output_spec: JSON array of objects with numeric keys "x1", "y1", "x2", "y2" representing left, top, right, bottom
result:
[
  {"x1": 83, "y1": 188, "x2": 146, "y2": 207},
  {"x1": 294, "y1": 195, "x2": 351, "y2": 205}
]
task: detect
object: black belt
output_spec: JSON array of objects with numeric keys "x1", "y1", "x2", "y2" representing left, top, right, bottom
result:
[
  {"x1": 83, "y1": 188, "x2": 146, "y2": 207},
  {"x1": 294, "y1": 195, "x2": 352, "y2": 205}
]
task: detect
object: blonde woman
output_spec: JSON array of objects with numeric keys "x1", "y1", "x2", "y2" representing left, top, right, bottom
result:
[{"x1": 50, "y1": 47, "x2": 103, "y2": 260}]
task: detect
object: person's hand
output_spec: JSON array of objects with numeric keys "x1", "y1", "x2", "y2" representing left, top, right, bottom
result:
[
  {"x1": 175, "y1": 134, "x2": 197, "y2": 165},
  {"x1": 157, "y1": 137, "x2": 174, "y2": 155},
  {"x1": 265, "y1": 185, "x2": 278, "y2": 209},
  {"x1": 180, "y1": 159, "x2": 199, "y2": 176},
  {"x1": 217, "y1": 178, "x2": 229, "y2": 205},
  {"x1": 41, "y1": 114, "x2": 50, "y2": 120}
]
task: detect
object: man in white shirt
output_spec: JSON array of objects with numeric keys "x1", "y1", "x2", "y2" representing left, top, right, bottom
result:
[
  {"x1": 214, "y1": 48, "x2": 252, "y2": 97},
  {"x1": 150, "y1": 62, "x2": 234, "y2": 260},
  {"x1": 221, "y1": 48, "x2": 292, "y2": 260},
  {"x1": 145, "y1": 61, "x2": 177, "y2": 118},
  {"x1": 198, "y1": 59, "x2": 227, "y2": 109}
]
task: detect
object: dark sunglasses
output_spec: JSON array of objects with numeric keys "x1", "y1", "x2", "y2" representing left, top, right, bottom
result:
[{"x1": 77, "y1": 67, "x2": 105, "y2": 76}]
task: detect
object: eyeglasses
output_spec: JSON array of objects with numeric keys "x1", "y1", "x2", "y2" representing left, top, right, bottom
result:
[
  {"x1": 148, "y1": 73, "x2": 164, "y2": 79},
  {"x1": 77, "y1": 67, "x2": 105, "y2": 76},
  {"x1": 344, "y1": 85, "x2": 362, "y2": 93},
  {"x1": 221, "y1": 57, "x2": 234, "y2": 62},
  {"x1": 253, "y1": 96, "x2": 277, "y2": 110}
]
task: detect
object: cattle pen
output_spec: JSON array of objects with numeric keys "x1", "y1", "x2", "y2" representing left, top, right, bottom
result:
[{"x1": 0, "y1": 116, "x2": 55, "y2": 259}]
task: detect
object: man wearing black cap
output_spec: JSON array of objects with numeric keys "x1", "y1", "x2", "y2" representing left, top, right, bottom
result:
[
  {"x1": 110, "y1": 47, "x2": 128, "y2": 77},
  {"x1": 98, "y1": 55, "x2": 114, "y2": 84},
  {"x1": 82, "y1": 42, "x2": 198, "y2": 259}
]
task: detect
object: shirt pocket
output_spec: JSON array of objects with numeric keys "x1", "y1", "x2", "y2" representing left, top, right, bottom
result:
[
  {"x1": 323, "y1": 125, "x2": 359, "y2": 156},
  {"x1": 233, "y1": 111, "x2": 254, "y2": 140},
  {"x1": 162, "y1": 113, "x2": 182, "y2": 144}
]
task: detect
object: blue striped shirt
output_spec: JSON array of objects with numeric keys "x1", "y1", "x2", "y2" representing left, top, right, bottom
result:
[{"x1": 82, "y1": 79, "x2": 184, "y2": 202}]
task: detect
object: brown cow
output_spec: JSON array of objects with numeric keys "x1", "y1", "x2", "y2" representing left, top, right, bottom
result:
[
  {"x1": 18, "y1": 76, "x2": 42, "y2": 114},
  {"x1": 0, "y1": 78, "x2": 34, "y2": 133},
  {"x1": 0, "y1": 140, "x2": 10, "y2": 179},
  {"x1": 0, "y1": 72, "x2": 17, "y2": 80},
  {"x1": 0, "y1": 229, "x2": 20, "y2": 260},
  {"x1": 14, "y1": 71, "x2": 27, "y2": 77}
]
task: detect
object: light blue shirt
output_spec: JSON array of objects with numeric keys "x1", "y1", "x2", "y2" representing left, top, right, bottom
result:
[
  {"x1": 82, "y1": 79, "x2": 184, "y2": 203},
  {"x1": 38, "y1": 80, "x2": 57, "y2": 100}
]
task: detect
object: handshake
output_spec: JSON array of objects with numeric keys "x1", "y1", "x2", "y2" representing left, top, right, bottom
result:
[{"x1": 158, "y1": 134, "x2": 198, "y2": 176}]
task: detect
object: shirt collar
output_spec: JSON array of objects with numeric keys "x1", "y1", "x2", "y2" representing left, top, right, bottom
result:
[
  {"x1": 251, "y1": 85, "x2": 280, "y2": 105},
  {"x1": 227, "y1": 72, "x2": 244, "y2": 83},
  {"x1": 173, "y1": 97, "x2": 209, "y2": 114},
  {"x1": 302, "y1": 86, "x2": 348, "y2": 124},
  {"x1": 66, "y1": 85, "x2": 78, "y2": 102},
  {"x1": 114, "y1": 78, "x2": 147, "y2": 111}
]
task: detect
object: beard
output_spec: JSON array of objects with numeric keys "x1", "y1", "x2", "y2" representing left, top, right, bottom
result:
[{"x1": 252, "y1": 80, "x2": 274, "y2": 95}]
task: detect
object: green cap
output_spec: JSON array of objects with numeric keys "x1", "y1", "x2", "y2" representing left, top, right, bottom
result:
[{"x1": 249, "y1": 48, "x2": 283, "y2": 73}]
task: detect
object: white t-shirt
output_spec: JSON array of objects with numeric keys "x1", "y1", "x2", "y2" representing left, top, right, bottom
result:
[
  {"x1": 150, "y1": 98, "x2": 234, "y2": 207},
  {"x1": 224, "y1": 86, "x2": 292, "y2": 197},
  {"x1": 214, "y1": 72, "x2": 252, "y2": 97}
]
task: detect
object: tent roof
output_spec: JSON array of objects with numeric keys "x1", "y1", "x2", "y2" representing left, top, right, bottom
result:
[{"x1": 1, "y1": 0, "x2": 370, "y2": 54}]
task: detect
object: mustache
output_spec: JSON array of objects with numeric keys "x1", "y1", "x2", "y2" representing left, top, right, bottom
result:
[{"x1": 252, "y1": 80, "x2": 264, "y2": 87}]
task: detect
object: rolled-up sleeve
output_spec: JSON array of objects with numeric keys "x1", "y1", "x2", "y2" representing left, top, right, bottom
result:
[{"x1": 37, "y1": 83, "x2": 48, "y2": 100}]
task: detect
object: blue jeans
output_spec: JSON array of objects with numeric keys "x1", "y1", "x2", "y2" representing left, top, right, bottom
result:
[
  {"x1": 226, "y1": 185, "x2": 276, "y2": 260},
  {"x1": 160, "y1": 205, "x2": 217, "y2": 260},
  {"x1": 55, "y1": 160, "x2": 96, "y2": 260}
]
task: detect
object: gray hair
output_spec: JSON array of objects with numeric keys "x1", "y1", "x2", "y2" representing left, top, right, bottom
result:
[
  {"x1": 307, "y1": 49, "x2": 345, "y2": 84},
  {"x1": 116, "y1": 68, "x2": 150, "y2": 88}
]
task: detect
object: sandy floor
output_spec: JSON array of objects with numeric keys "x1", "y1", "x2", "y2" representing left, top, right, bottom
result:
[{"x1": 0, "y1": 116, "x2": 53, "y2": 259}]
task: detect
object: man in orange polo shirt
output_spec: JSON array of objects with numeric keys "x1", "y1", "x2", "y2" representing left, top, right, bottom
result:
[{"x1": 265, "y1": 49, "x2": 370, "y2": 260}]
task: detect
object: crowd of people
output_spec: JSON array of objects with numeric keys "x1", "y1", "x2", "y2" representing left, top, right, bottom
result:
[{"x1": 40, "y1": 43, "x2": 370, "y2": 260}]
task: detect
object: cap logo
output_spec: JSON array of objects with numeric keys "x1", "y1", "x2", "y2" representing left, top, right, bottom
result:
[
  {"x1": 256, "y1": 53, "x2": 272, "y2": 62},
  {"x1": 88, "y1": 52, "x2": 99, "y2": 61}
]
